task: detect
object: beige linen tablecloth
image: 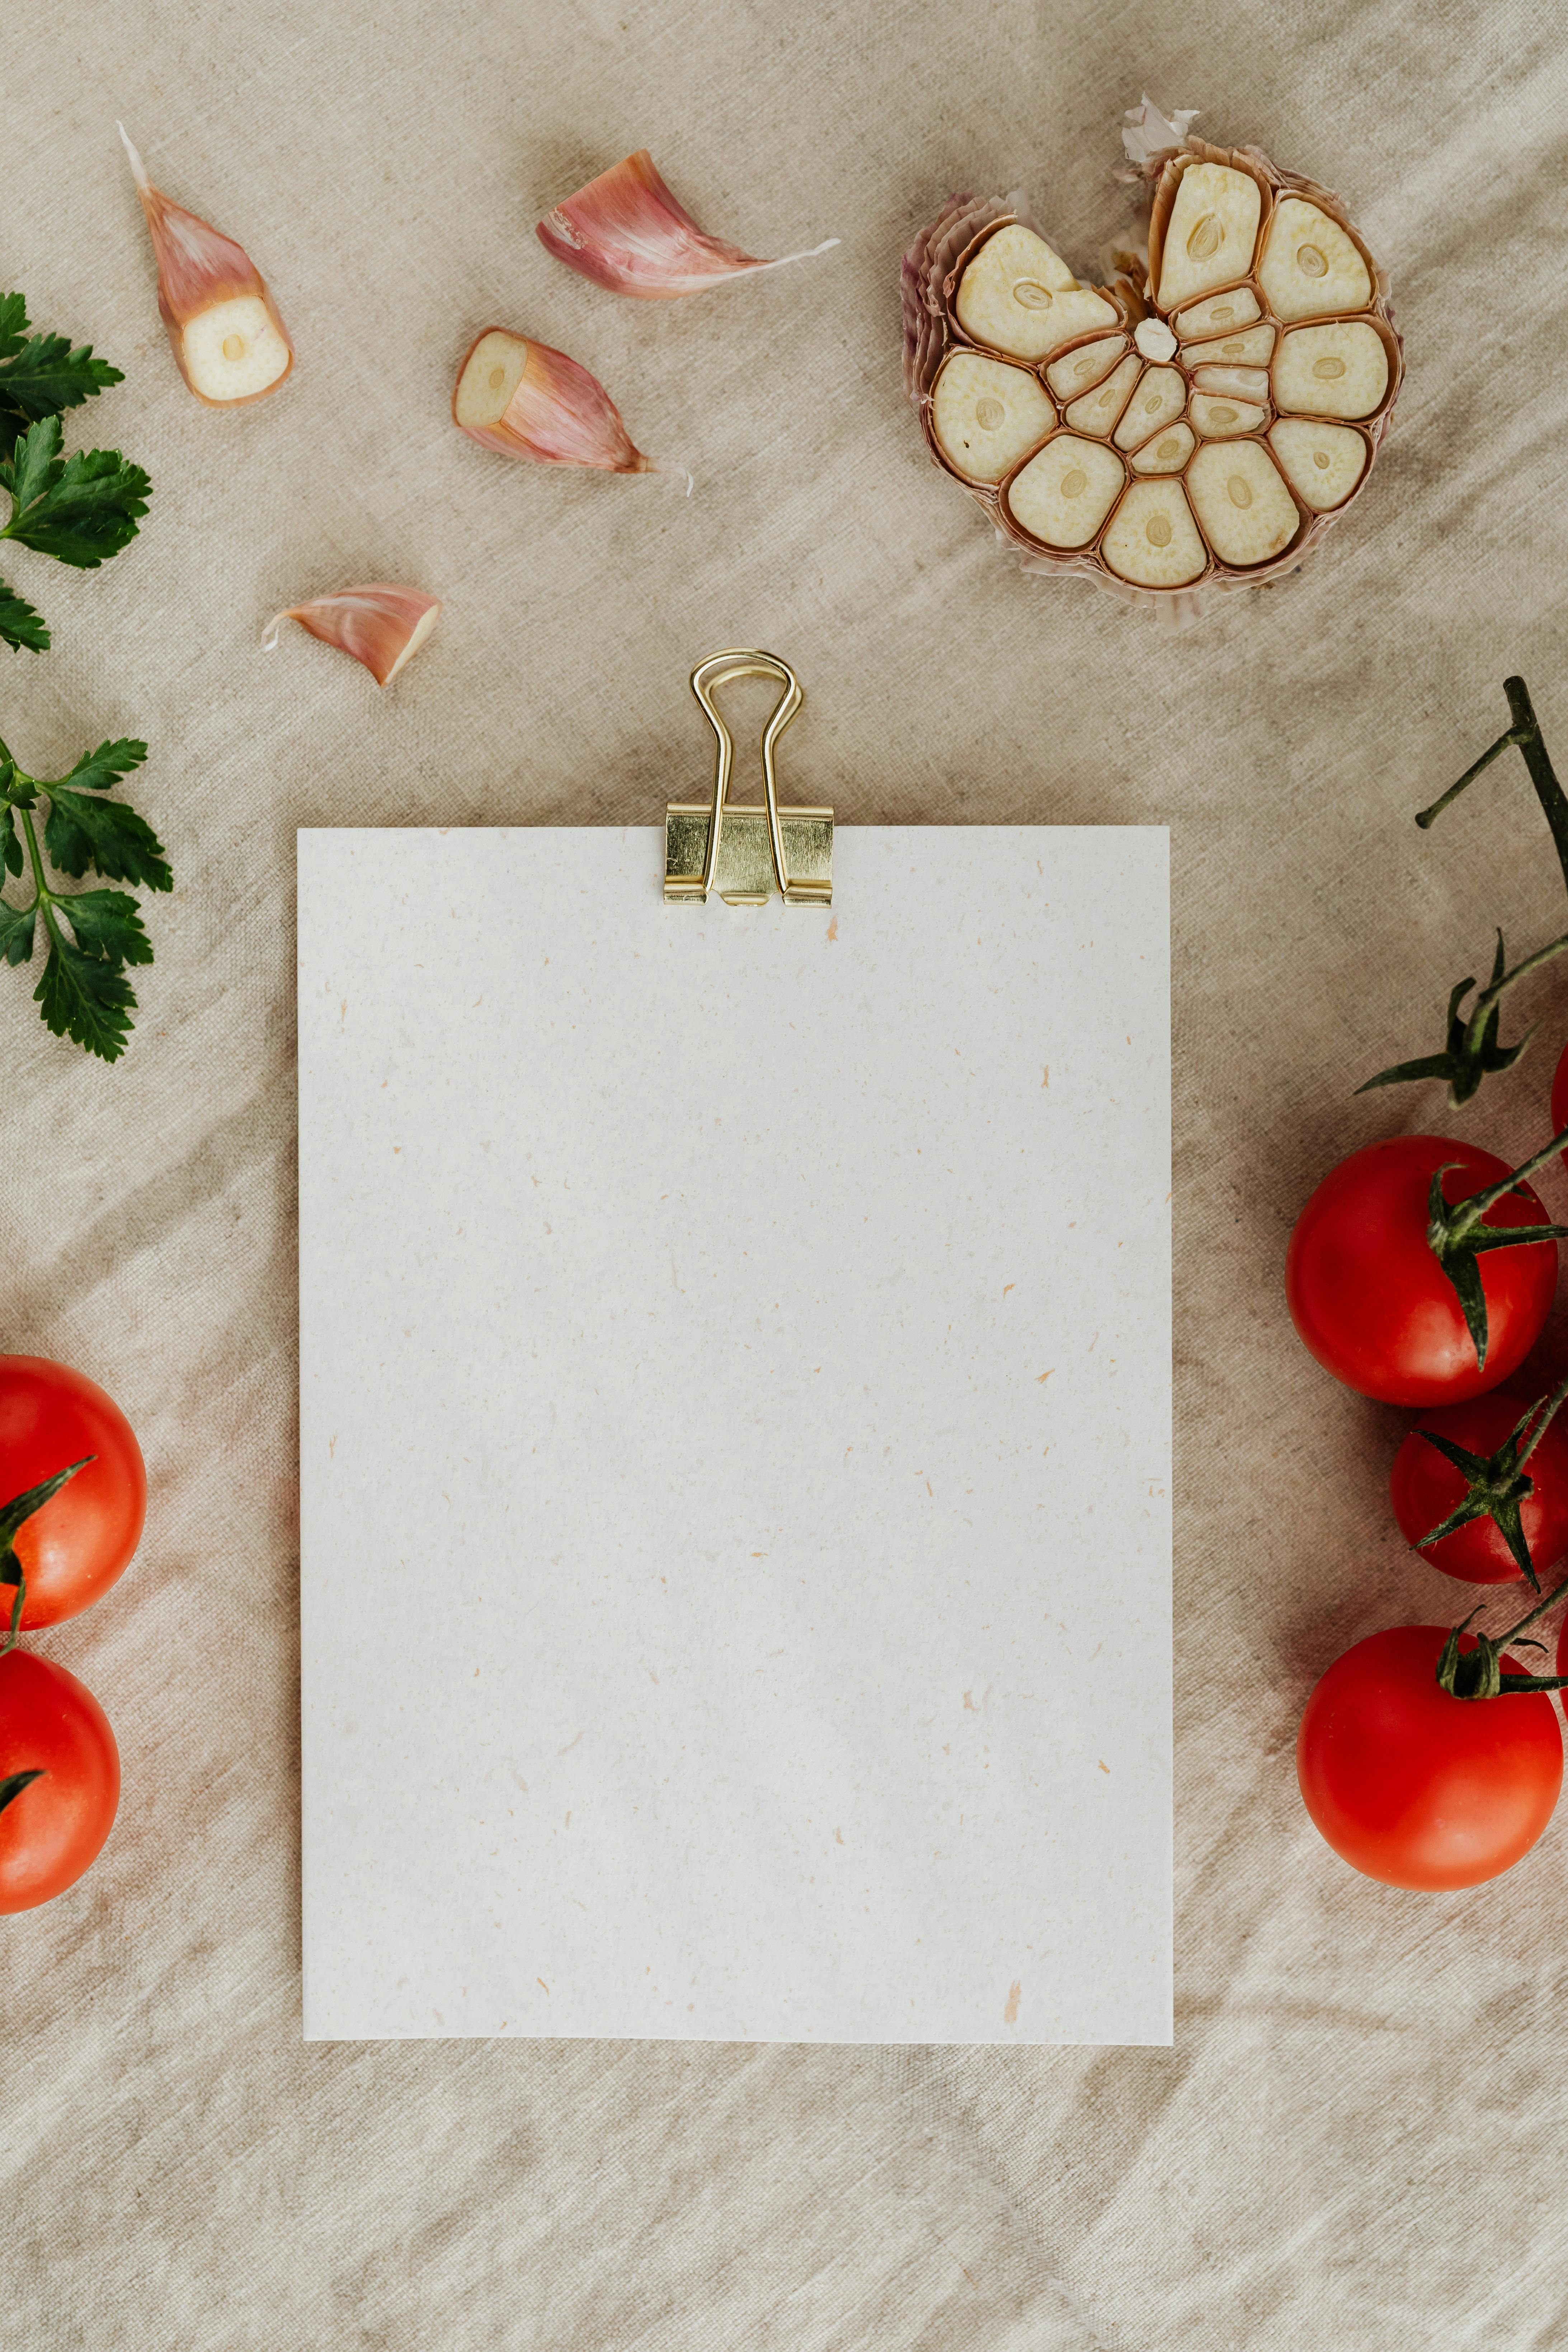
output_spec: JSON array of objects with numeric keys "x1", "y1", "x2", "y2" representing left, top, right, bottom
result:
[{"x1": 5, "y1": 2, "x2": 1567, "y2": 2343}]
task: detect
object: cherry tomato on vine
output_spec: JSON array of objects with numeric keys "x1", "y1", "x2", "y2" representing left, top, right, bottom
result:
[
  {"x1": 1390, "y1": 1383, "x2": 1568, "y2": 1585},
  {"x1": 1298, "y1": 1624, "x2": 1563, "y2": 1888},
  {"x1": 0, "y1": 1356, "x2": 145, "y2": 1629},
  {"x1": 1286, "y1": 1136, "x2": 1558, "y2": 1406},
  {"x1": 0, "y1": 1649, "x2": 119, "y2": 1913}
]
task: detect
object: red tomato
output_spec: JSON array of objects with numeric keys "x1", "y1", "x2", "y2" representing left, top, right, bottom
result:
[
  {"x1": 1389, "y1": 1386, "x2": 1568, "y2": 1584},
  {"x1": 0, "y1": 1356, "x2": 146, "y2": 1629},
  {"x1": 1286, "y1": 1136, "x2": 1557, "y2": 1406},
  {"x1": 1298, "y1": 1626, "x2": 1562, "y2": 1887},
  {"x1": 0, "y1": 1649, "x2": 119, "y2": 1912}
]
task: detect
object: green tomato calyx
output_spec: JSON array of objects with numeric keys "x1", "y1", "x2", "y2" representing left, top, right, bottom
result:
[{"x1": 1437, "y1": 1573, "x2": 1568, "y2": 1701}]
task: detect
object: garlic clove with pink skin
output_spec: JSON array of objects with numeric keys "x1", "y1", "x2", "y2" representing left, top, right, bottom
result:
[
  {"x1": 118, "y1": 125, "x2": 292, "y2": 406},
  {"x1": 262, "y1": 587, "x2": 441, "y2": 687},
  {"x1": 453, "y1": 330, "x2": 655, "y2": 472},
  {"x1": 536, "y1": 149, "x2": 837, "y2": 300}
]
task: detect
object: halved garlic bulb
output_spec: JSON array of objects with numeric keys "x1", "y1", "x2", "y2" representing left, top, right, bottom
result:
[
  {"x1": 1155, "y1": 162, "x2": 1262, "y2": 310},
  {"x1": 119, "y1": 124, "x2": 292, "y2": 406},
  {"x1": 1187, "y1": 441, "x2": 1299, "y2": 566},
  {"x1": 1101, "y1": 479, "x2": 1208, "y2": 586},
  {"x1": 954, "y1": 225, "x2": 1118, "y2": 360},
  {"x1": 1114, "y1": 366, "x2": 1186, "y2": 450},
  {"x1": 1257, "y1": 197, "x2": 1371, "y2": 323},
  {"x1": 1269, "y1": 417, "x2": 1369, "y2": 510},
  {"x1": 904, "y1": 117, "x2": 1401, "y2": 610},
  {"x1": 1064, "y1": 353, "x2": 1141, "y2": 435},
  {"x1": 1006, "y1": 434, "x2": 1124, "y2": 547},
  {"x1": 1174, "y1": 287, "x2": 1262, "y2": 339},
  {"x1": 1130, "y1": 422, "x2": 1195, "y2": 474},
  {"x1": 931, "y1": 353, "x2": 1054, "y2": 482},
  {"x1": 1189, "y1": 393, "x2": 1267, "y2": 437},
  {"x1": 1273, "y1": 320, "x2": 1389, "y2": 418},
  {"x1": 1045, "y1": 337, "x2": 1128, "y2": 399}
]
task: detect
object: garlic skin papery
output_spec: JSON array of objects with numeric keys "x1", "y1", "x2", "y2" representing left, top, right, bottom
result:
[
  {"x1": 118, "y1": 125, "x2": 292, "y2": 406},
  {"x1": 262, "y1": 586, "x2": 441, "y2": 688},
  {"x1": 453, "y1": 331, "x2": 653, "y2": 472},
  {"x1": 536, "y1": 149, "x2": 837, "y2": 300},
  {"x1": 902, "y1": 111, "x2": 1401, "y2": 615}
]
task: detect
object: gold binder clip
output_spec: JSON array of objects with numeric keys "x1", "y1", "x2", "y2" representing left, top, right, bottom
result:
[{"x1": 664, "y1": 649, "x2": 833, "y2": 906}]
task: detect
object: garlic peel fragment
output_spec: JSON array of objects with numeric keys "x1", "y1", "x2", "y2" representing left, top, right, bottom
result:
[
  {"x1": 118, "y1": 123, "x2": 292, "y2": 406},
  {"x1": 263, "y1": 585, "x2": 442, "y2": 688},
  {"x1": 453, "y1": 330, "x2": 654, "y2": 472},
  {"x1": 903, "y1": 113, "x2": 1401, "y2": 615},
  {"x1": 537, "y1": 149, "x2": 837, "y2": 300}
]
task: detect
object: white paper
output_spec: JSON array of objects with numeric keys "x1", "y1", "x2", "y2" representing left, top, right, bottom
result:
[{"x1": 298, "y1": 828, "x2": 1171, "y2": 2043}]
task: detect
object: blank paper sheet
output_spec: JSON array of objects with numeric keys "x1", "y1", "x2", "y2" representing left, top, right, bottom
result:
[{"x1": 298, "y1": 827, "x2": 1171, "y2": 2043}]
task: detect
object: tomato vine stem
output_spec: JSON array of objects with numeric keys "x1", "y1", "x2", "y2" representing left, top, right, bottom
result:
[
  {"x1": 1438, "y1": 1572, "x2": 1568, "y2": 1700},
  {"x1": 1415, "y1": 679, "x2": 1568, "y2": 899},
  {"x1": 1425, "y1": 1128, "x2": 1568, "y2": 1369},
  {"x1": 0, "y1": 1454, "x2": 95, "y2": 1655},
  {"x1": 1413, "y1": 1373, "x2": 1568, "y2": 1590}
]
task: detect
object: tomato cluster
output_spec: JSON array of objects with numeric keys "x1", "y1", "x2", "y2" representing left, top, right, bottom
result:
[
  {"x1": 0, "y1": 1356, "x2": 143, "y2": 1913},
  {"x1": 1286, "y1": 1047, "x2": 1568, "y2": 1892}
]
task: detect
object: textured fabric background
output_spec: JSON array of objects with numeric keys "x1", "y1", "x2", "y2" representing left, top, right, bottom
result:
[{"x1": 3, "y1": 1, "x2": 1567, "y2": 2344}]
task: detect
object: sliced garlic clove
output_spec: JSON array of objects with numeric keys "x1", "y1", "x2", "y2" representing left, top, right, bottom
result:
[
  {"x1": 1185, "y1": 323, "x2": 1276, "y2": 366},
  {"x1": 1155, "y1": 163, "x2": 1261, "y2": 311},
  {"x1": 1005, "y1": 434, "x2": 1125, "y2": 549},
  {"x1": 1100, "y1": 478, "x2": 1208, "y2": 587},
  {"x1": 118, "y1": 124, "x2": 292, "y2": 405},
  {"x1": 536, "y1": 149, "x2": 837, "y2": 299},
  {"x1": 1269, "y1": 417, "x2": 1369, "y2": 511},
  {"x1": 955, "y1": 225, "x2": 1079, "y2": 359},
  {"x1": 1113, "y1": 366, "x2": 1186, "y2": 450},
  {"x1": 1257, "y1": 196, "x2": 1371, "y2": 323},
  {"x1": 1186, "y1": 441, "x2": 1300, "y2": 566},
  {"x1": 931, "y1": 353, "x2": 1054, "y2": 483},
  {"x1": 1044, "y1": 335, "x2": 1128, "y2": 399},
  {"x1": 1190, "y1": 363, "x2": 1270, "y2": 401},
  {"x1": 1189, "y1": 392, "x2": 1268, "y2": 438},
  {"x1": 453, "y1": 330, "x2": 653, "y2": 471},
  {"x1": 1129, "y1": 422, "x2": 1195, "y2": 475},
  {"x1": 262, "y1": 585, "x2": 441, "y2": 687},
  {"x1": 1064, "y1": 353, "x2": 1141, "y2": 436},
  {"x1": 1173, "y1": 287, "x2": 1262, "y2": 339},
  {"x1": 1272, "y1": 320, "x2": 1389, "y2": 418}
]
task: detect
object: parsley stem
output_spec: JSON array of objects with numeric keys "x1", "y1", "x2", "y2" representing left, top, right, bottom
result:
[{"x1": 17, "y1": 789, "x2": 49, "y2": 916}]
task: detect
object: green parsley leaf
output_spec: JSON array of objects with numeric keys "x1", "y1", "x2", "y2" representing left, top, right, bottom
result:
[
  {"x1": 57, "y1": 886, "x2": 151, "y2": 967},
  {"x1": 0, "y1": 574, "x2": 48, "y2": 653},
  {"x1": 34, "y1": 927, "x2": 137, "y2": 1061},
  {"x1": 0, "y1": 415, "x2": 150, "y2": 569},
  {"x1": 0, "y1": 895, "x2": 36, "y2": 966},
  {"x1": 50, "y1": 736, "x2": 147, "y2": 796},
  {"x1": 1, "y1": 805, "x2": 20, "y2": 876},
  {"x1": 43, "y1": 783, "x2": 170, "y2": 892},
  {"x1": 0, "y1": 330, "x2": 122, "y2": 426},
  {"x1": 0, "y1": 294, "x2": 29, "y2": 367}
]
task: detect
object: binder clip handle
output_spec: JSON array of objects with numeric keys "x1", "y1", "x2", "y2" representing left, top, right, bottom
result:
[{"x1": 664, "y1": 649, "x2": 833, "y2": 907}]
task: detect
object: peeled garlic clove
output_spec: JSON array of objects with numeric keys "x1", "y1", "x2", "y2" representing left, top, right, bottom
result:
[
  {"x1": 1190, "y1": 363, "x2": 1270, "y2": 401},
  {"x1": 1155, "y1": 162, "x2": 1261, "y2": 310},
  {"x1": 1045, "y1": 336, "x2": 1127, "y2": 399},
  {"x1": 1129, "y1": 422, "x2": 1195, "y2": 474},
  {"x1": 1113, "y1": 365, "x2": 1186, "y2": 450},
  {"x1": 1187, "y1": 441, "x2": 1300, "y2": 566},
  {"x1": 1005, "y1": 434, "x2": 1124, "y2": 548},
  {"x1": 118, "y1": 124, "x2": 292, "y2": 406},
  {"x1": 536, "y1": 149, "x2": 836, "y2": 301},
  {"x1": 1190, "y1": 392, "x2": 1268, "y2": 438},
  {"x1": 453, "y1": 330, "x2": 653, "y2": 471},
  {"x1": 1269, "y1": 417, "x2": 1369, "y2": 511},
  {"x1": 1065, "y1": 353, "x2": 1141, "y2": 436},
  {"x1": 1173, "y1": 287, "x2": 1262, "y2": 339},
  {"x1": 931, "y1": 353, "x2": 1053, "y2": 483},
  {"x1": 263, "y1": 585, "x2": 441, "y2": 687},
  {"x1": 1100, "y1": 479, "x2": 1207, "y2": 586},
  {"x1": 1257, "y1": 196, "x2": 1371, "y2": 323},
  {"x1": 956, "y1": 226, "x2": 1117, "y2": 360},
  {"x1": 1132, "y1": 317, "x2": 1178, "y2": 362},
  {"x1": 1273, "y1": 320, "x2": 1389, "y2": 418},
  {"x1": 1185, "y1": 323, "x2": 1275, "y2": 366}
]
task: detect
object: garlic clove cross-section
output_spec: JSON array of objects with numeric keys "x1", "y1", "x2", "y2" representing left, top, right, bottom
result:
[
  {"x1": 1155, "y1": 162, "x2": 1262, "y2": 311},
  {"x1": 955, "y1": 225, "x2": 1118, "y2": 361},
  {"x1": 1185, "y1": 323, "x2": 1276, "y2": 367},
  {"x1": 1114, "y1": 366, "x2": 1186, "y2": 450},
  {"x1": 1189, "y1": 393, "x2": 1268, "y2": 438},
  {"x1": 263, "y1": 585, "x2": 441, "y2": 687},
  {"x1": 932, "y1": 353, "x2": 1054, "y2": 482},
  {"x1": 1257, "y1": 197, "x2": 1372, "y2": 323},
  {"x1": 1045, "y1": 336, "x2": 1128, "y2": 400},
  {"x1": 453, "y1": 330, "x2": 654, "y2": 471},
  {"x1": 118, "y1": 125, "x2": 292, "y2": 406},
  {"x1": 1186, "y1": 440, "x2": 1300, "y2": 566},
  {"x1": 1173, "y1": 287, "x2": 1263, "y2": 339},
  {"x1": 1101, "y1": 479, "x2": 1208, "y2": 587},
  {"x1": 1272, "y1": 320, "x2": 1389, "y2": 419},
  {"x1": 1064, "y1": 353, "x2": 1141, "y2": 436},
  {"x1": 1269, "y1": 417, "x2": 1368, "y2": 510},
  {"x1": 1006, "y1": 434, "x2": 1124, "y2": 548},
  {"x1": 1129, "y1": 422, "x2": 1196, "y2": 475}
]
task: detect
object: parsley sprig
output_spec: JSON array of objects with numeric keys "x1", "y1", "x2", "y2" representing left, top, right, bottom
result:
[
  {"x1": 0, "y1": 293, "x2": 148, "y2": 654},
  {"x1": 0, "y1": 737, "x2": 169, "y2": 1061}
]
